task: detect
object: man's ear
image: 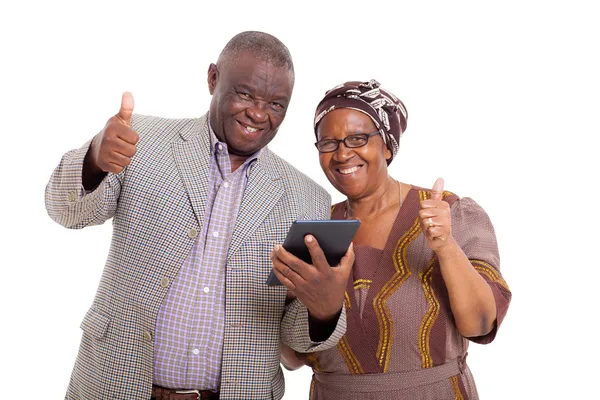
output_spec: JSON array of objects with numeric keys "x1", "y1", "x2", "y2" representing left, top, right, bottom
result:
[{"x1": 207, "y1": 63, "x2": 218, "y2": 95}]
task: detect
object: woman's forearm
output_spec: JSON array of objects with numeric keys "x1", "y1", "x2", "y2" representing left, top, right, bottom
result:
[
  {"x1": 436, "y1": 237, "x2": 497, "y2": 338},
  {"x1": 280, "y1": 343, "x2": 305, "y2": 371}
]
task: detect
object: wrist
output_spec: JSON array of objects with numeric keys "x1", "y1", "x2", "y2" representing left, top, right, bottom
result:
[
  {"x1": 434, "y1": 236, "x2": 459, "y2": 258},
  {"x1": 308, "y1": 307, "x2": 341, "y2": 324},
  {"x1": 82, "y1": 134, "x2": 107, "y2": 191},
  {"x1": 85, "y1": 134, "x2": 102, "y2": 174},
  {"x1": 308, "y1": 308, "x2": 342, "y2": 342}
]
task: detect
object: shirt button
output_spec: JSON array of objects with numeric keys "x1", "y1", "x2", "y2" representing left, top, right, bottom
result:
[
  {"x1": 68, "y1": 190, "x2": 78, "y2": 202},
  {"x1": 192, "y1": 348, "x2": 200, "y2": 355},
  {"x1": 217, "y1": 143, "x2": 223, "y2": 151},
  {"x1": 212, "y1": 231, "x2": 219, "y2": 238},
  {"x1": 223, "y1": 182, "x2": 229, "y2": 188},
  {"x1": 203, "y1": 287, "x2": 210, "y2": 293},
  {"x1": 188, "y1": 228, "x2": 198, "y2": 239},
  {"x1": 143, "y1": 330, "x2": 153, "y2": 342},
  {"x1": 160, "y1": 277, "x2": 170, "y2": 288}
]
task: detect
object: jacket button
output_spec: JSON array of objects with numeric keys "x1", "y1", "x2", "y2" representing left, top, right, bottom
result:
[
  {"x1": 143, "y1": 330, "x2": 153, "y2": 342},
  {"x1": 188, "y1": 228, "x2": 198, "y2": 239},
  {"x1": 160, "y1": 277, "x2": 170, "y2": 288},
  {"x1": 68, "y1": 190, "x2": 78, "y2": 202}
]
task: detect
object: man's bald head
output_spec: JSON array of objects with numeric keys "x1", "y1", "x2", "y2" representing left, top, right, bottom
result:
[{"x1": 217, "y1": 31, "x2": 295, "y2": 84}]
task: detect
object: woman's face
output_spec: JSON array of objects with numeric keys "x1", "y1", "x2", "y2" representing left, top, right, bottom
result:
[{"x1": 317, "y1": 108, "x2": 392, "y2": 199}]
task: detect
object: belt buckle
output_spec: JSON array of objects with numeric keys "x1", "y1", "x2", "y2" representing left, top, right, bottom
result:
[{"x1": 175, "y1": 389, "x2": 201, "y2": 400}]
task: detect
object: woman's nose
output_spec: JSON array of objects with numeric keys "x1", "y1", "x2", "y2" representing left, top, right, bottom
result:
[{"x1": 333, "y1": 142, "x2": 355, "y2": 161}]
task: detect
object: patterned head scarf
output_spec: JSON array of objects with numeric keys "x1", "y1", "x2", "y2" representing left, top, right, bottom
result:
[{"x1": 314, "y1": 79, "x2": 408, "y2": 164}]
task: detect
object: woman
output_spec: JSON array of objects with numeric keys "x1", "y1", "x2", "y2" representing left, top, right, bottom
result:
[{"x1": 273, "y1": 80, "x2": 511, "y2": 399}]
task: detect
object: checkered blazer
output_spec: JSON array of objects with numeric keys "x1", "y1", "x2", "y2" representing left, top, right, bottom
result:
[{"x1": 45, "y1": 113, "x2": 346, "y2": 400}]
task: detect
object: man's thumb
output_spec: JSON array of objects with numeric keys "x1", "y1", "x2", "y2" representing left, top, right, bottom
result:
[{"x1": 117, "y1": 92, "x2": 134, "y2": 126}]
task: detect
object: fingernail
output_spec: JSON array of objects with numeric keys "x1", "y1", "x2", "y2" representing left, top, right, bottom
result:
[
  {"x1": 274, "y1": 245, "x2": 280, "y2": 251},
  {"x1": 306, "y1": 235, "x2": 313, "y2": 243}
]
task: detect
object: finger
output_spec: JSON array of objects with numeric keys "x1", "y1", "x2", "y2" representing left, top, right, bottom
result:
[
  {"x1": 274, "y1": 245, "x2": 312, "y2": 278},
  {"x1": 427, "y1": 226, "x2": 446, "y2": 239},
  {"x1": 110, "y1": 138, "x2": 137, "y2": 158},
  {"x1": 338, "y1": 242, "x2": 355, "y2": 275},
  {"x1": 304, "y1": 235, "x2": 330, "y2": 272},
  {"x1": 115, "y1": 126, "x2": 139, "y2": 145},
  {"x1": 105, "y1": 162, "x2": 124, "y2": 174},
  {"x1": 117, "y1": 92, "x2": 135, "y2": 126},
  {"x1": 420, "y1": 199, "x2": 450, "y2": 209},
  {"x1": 422, "y1": 216, "x2": 437, "y2": 229},
  {"x1": 431, "y1": 177, "x2": 444, "y2": 201},
  {"x1": 285, "y1": 291, "x2": 297, "y2": 300},
  {"x1": 272, "y1": 268, "x2": 297, "y2": 291},
  {"x1": 272, "y1": 250, "x2": 306, "y2": 285},
  {"x1": 106, "y1": 151, "x2": 132, "y2": 168},
  {"x1": 419, "y1": 208, "x2": 441, "y2": 219}
]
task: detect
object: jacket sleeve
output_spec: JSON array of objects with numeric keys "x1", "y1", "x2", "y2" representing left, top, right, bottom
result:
[
  {"x1": 44, "y1": 139, "x2": 124, "y2": 230},
  {"x1": 280, "y1": 299, "x2": 347, "y2": 353},
  {"x1": 279, "y1": 184, "x2": 347, "y2": 352}
]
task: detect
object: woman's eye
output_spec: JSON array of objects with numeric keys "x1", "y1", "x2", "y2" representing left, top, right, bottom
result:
[{"x1": 347, "y1": 136, "x2": 364, "y2": 144}]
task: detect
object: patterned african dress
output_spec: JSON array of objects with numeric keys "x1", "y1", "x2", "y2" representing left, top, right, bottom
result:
[{"x1": 298, "y1": 186, "x2": 511, "y2": 400}]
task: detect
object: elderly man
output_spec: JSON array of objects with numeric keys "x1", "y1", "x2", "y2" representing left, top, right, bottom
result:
[{"x1": 45, "y1": 31, "x2": 353, "y2": 400}]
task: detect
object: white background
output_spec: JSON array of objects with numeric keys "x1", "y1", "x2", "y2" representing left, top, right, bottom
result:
[{"x1": 1, "y1": 0, "x2": 598, "y2": 398}]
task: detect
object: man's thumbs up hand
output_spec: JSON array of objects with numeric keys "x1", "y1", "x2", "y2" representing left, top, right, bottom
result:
[
  {"x1": 116, "y1": 92, "x2": 135, "y2": 127},
  {"x1": 87, "y1": 92, "x2": 139, "y2": 175}
]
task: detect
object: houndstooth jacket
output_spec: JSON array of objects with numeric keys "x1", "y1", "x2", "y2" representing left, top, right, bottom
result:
[{"x1": 45, "y1": 113, "x2": 346, "y2": 400}]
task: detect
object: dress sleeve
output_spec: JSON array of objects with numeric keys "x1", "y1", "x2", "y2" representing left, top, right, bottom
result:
[{"x1": 450, "y1": 197, "x2": 512, "y2": 344}]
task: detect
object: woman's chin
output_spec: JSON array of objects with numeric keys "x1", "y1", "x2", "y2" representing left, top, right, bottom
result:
[
  {"x1": 334, "y1": 184, "x2": 364, "y2": 199},
  {"x1": 325, "y1": 173, "x2": 365, "y2": 198}
]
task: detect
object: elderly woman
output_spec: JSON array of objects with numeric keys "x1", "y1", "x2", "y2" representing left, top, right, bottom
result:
[{"x1": 273, "y1": 80, "x2": 511, "y2": 399}]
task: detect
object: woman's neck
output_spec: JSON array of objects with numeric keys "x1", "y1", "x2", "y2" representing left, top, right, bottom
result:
[{"x1": 346, "y1": 177, "x2": 402, "y2": 219}]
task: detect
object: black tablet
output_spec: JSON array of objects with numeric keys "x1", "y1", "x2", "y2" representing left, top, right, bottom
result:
[{"x1": 266, "y1": 219, "x2": 360, "y2": 286}]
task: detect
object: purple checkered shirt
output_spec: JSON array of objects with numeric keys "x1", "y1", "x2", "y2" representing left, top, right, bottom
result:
[{"x1": 153, "y1": 124, "x2": 260, "y2": 390}]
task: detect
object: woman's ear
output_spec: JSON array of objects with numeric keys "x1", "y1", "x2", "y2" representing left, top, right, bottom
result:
[{"x1": 384, "y1": 145, "x2": 392, "y2": 162}]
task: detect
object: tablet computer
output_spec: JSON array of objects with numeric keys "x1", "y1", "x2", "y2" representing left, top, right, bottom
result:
[{"x1": 266, "y1": 219, "x2": 360, "y2": 286}]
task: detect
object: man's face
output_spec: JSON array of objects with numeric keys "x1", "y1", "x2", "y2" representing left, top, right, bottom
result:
[{"x1": 208, "y1": 52, "x2": 294, "y2": 157}]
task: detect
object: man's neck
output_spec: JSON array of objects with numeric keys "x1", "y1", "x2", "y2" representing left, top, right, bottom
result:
[{"x1": 229, "y1": 154, "x2": 250, "y2": 172}]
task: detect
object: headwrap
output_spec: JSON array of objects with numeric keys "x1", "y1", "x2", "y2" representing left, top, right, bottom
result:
[{"x1": 314, "y1": 79, "x2": 408, "y2": 164}]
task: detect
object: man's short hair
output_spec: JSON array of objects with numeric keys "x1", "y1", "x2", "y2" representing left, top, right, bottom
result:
[{"x1": 217, "y1": 31, "x2": 294, "y2": 79}]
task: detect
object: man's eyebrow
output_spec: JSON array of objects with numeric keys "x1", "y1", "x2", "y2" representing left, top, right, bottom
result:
[
  {"x1": 234, "y1": 84, "x2": 254, "y2": 92},
  {"x1": 272, "y1": 95, "x2": 290, "y2": 103},
  {"x1": 235, "y1": 84, "x2": 290, "y2": 102}
]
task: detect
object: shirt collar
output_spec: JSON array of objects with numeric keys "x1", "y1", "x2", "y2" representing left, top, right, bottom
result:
[{"x1": 207, "y1": 117, "x2": 261, "y2": 175}]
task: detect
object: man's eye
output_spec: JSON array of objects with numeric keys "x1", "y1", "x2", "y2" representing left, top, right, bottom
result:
[
  {"x1": 271, "y1": 102, "x2": 284, "y2": 110},
  {"x1": 238, "y1": 92, "x2": 251, "y2": 99}
]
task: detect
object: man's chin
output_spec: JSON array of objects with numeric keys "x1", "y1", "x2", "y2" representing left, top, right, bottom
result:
[{"x1": 227, "y1": 145, "x2": 262, "y2": 158}]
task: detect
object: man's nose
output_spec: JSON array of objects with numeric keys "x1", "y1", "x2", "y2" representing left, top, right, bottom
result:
[{"x1": 246, "y1": 102, "x2": 268, "y2": 123}]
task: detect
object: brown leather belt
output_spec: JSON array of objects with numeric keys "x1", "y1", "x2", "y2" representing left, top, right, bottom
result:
[{"x1": 151, "y1": 385, "x2": 220, "y2": 400}]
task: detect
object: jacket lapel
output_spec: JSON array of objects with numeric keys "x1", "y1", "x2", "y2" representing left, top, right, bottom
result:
[
  {"x1": 172, "y1": 115, "x2": 211, "y2": 227},
  {"x1": 227, "y1": 150, "x2": 284, "y2": 262}
]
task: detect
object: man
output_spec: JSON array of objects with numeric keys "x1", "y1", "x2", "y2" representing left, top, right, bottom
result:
[{"x1": 45, "y1": 31, "x2": 353, "y2": 400}]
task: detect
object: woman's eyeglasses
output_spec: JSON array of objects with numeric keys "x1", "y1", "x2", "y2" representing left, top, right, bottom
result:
[{"x1": 314, "y1": 131, "x2": 380, "y2": 153}]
